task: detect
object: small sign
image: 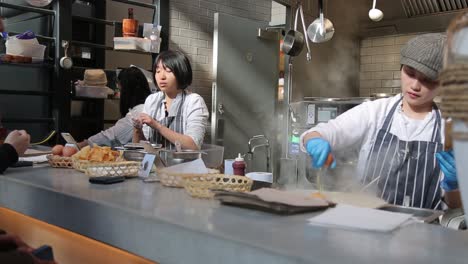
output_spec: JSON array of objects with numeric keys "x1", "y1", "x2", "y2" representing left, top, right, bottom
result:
[
  {"x1": 138, "y1": 153, "x2": 156, "y2": 178},
  {"x1": 307, "y1": 104, "x2": 316, "y2": 125}
]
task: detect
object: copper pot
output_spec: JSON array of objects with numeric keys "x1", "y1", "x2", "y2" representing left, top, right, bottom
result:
[{"x1": 122, "y1": 19, "x2": 139, "y2": 37}]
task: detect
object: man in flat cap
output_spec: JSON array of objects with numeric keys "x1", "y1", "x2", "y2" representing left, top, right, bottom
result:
[{"x1": 301, "y1": 33, "x2": 461, "y2": 209}]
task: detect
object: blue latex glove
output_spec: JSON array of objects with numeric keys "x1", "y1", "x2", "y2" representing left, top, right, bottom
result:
[
  {"x1": 305, "y1": 138, "x2": 336, "y2": 169},
  {"x1": 436, "y1": 150, "x2": 458, "y2": 191}
]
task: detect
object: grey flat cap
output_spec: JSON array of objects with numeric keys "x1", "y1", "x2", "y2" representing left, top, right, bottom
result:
[{"x1": 400, "y1": 33, "x2": 446, "y2": 81}]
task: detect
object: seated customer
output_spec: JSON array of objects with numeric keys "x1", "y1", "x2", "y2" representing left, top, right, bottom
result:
[
  {"x1": 133, "y1": 50, "x2": 209, "y2": 150},
  {"x1": 77, "y1": 67, "x2": 152, "y2": 148},
  {"x1": 0, "y1": 130, "x2": 30, "y2": 174}
]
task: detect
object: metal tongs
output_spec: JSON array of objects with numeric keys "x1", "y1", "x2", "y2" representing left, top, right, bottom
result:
[{"x1": 317, "y1": 153, "x2": 334, "y2": 194}]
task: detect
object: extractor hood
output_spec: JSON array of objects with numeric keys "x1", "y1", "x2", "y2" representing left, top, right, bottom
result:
[
  {"x1": 401, "y1": 0, "x2": 468, "y2": 17},
  {"x1": 360, "y1": 0, "x2": 468, "y2": 36}
]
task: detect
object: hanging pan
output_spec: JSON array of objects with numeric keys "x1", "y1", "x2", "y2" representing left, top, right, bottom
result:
[{"x1": 281, "y1": 6, "x2": 304, "y2": 57}]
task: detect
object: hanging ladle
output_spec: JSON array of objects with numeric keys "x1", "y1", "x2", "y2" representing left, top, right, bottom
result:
[
  {"x1": 298, "y1": 4, "x2": 312, "y2": 61},
  {"x1": 368, "y1": 0, "x2": 384, "y2": 22},
  {"x1": 307, "y1": 0, "x2": 335, "y2": 43}
]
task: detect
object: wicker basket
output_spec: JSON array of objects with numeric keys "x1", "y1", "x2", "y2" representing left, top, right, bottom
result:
[
  {"x1": 159, "y1": 168, "x2": 220, "y2": 188},
  {"x1": 47, "y1": 154, "x2": 73, "y2": 168},
  {"x1": 72, "y1": 158, "x2": 91, "y2": 172},
  {"x1": 184, "y1": 174, "x2": 252, "y2": 199},
  {"x1": 84, "y1": 161, "x2": 141, "y2": 177}
]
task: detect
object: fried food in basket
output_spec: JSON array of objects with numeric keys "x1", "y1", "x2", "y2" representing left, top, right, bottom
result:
[{"x1": 72, "y1": 145, "x2": 122, "y2": 162}]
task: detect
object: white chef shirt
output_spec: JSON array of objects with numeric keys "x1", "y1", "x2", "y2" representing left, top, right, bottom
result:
[
  {"x1": 88, "y1": 104, "x2": 144, "y2": 147},
  {"x1": 300, "y1": 94, "x2": 445, "y2": 178},
  {"x1": 142, "y1": 91, "x2": 209, "y2": 149}
]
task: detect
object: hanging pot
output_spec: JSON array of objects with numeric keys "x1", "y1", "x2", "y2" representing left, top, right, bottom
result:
[
  {"x1": 281, "y1": 6, "x2": 304, "y2": 57},
  {"x1": 307, "y1": 0, "x2": 335, "y2": 43}
]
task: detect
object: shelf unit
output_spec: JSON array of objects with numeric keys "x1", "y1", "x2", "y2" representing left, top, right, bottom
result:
[
  {"x1": 0, "y1": 0, "x2": 168, "y2": 143},
  {"x1": 0, "y1": 1, "x2": 69, "y2": 143},
  {"x1": 69, "y1": 0, "x2": 168, "y2": 140}
]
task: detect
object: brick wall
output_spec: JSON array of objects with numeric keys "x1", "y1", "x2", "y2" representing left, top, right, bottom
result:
[
  {"x1": 359, "y1": 33, "x2": 421, "y2": 97},
  {"x1": 168, "y1": 0, "x2": 273, "y2": 111}
]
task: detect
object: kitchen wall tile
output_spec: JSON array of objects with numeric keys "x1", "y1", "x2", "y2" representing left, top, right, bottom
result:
[
  {"x1": 180, "y1": 28, "x2": 199, "y2": 39},
  {"x1": 360, "y1": 55, "x2": 372, "y2": 64},
  {"x1": 360, "y1": 72, "x2": 373, "y2": 80},
  {"x1": 360, "y1": 88, "x2": 371, "y2": 96},
  {"x1": 372, "y1": 71, "x2": 394, "y2": 80},
  {"x1": 395, "y1": 34, "x2": 418, "y2": 44},
  {"x1": 169, "y1": 0, "x2": 272, "y2": 111},
  {"x1": 360, "y1": 80, "x2": 382, "y2": 88},
  {"x1": 375, "y1": 88, "x2": 394, "y2": 94},
  {"x1": 372, "y1": 36, "x2": 395, "y2": 47},
  {"x1": 361, "y1": 39, "x2": 372, "y2": 48},
  {"x1": 361, "y1": 63, "x2": 383, "y2": 72},
  {"x1": 382, "y1": 63, "x2": 401, "y2": 71},
  {"x1": 382, "y1": 80, "x2": 401, "y2": 88},
  {"x1": 170, "y1": 18, "x2": 190, "y2": 29},
  {"x1": 371, "y1": 54, "x2": 395, "y2": 63},
  {"x1": 359, "y1": 33, "x2": 424, "y2": 96}
]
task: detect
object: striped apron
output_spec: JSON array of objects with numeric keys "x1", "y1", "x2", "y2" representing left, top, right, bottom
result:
[
  {"x1": 362, "y1": 98, "x2": 443, "y2": 209},
  {"x1": 149, "y1": 91, "x2": 186, "y2": 150}
]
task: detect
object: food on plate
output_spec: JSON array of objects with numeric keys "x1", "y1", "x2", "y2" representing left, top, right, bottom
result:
[
  {"x1": 62, "y1": 146, "x2": 78, "y2": 157},
  {"x1": 310, "y1": 192, "x2": 327, "y2": 200},
  {"x1": 72, "y1": 145, "x2": 122, "y2": 162},
  {"x1": 51, "y1": 144, "x2": 64, "y2": 156}
]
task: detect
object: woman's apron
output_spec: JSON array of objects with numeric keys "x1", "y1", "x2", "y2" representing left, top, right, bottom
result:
[
  {"x1": 149, "y1": 92, "x2": 186, "y2": 150},
  {"x1": 362, "y1": 98, "x2": 443, "y2": 209}
]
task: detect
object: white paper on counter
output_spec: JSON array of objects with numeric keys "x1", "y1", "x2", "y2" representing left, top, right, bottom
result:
[
  {"x1": 19, "y1": 155, "x2": 49, "y2": 164},
  {"x1": 308, "y1": 204, "x2": 413, "y2": 232},
  {"x1": 163, "y1": 158, "x2": 209, "y2": 174},
  {"x1": 24, "y1": 148, "x2": 51, "y2": 157}
]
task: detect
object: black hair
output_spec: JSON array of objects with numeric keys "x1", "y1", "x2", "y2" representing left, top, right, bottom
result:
[
  {"x1": 118, "y1": 67, "x2": 151, "y2": 117},
  {"x1": 153, "y1": 50, "x2": 193, "y2": 90}
]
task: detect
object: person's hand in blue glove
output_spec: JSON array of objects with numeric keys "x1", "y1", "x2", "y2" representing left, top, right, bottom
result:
[
  {"x1": 305, "y1": 138, "x2": 336, "y2": 169},
  {"x1": 436, "y1": 150, "x2": 458, "y2": 191}
]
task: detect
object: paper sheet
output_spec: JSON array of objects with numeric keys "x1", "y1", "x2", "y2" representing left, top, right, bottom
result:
[
  {"x1": 308, "y1": 204, "x2": 413, "y2": 232},
  {"x1": 24, "y1": 148, "x2": 51, "y2": 157},
  {"x1": 19, "y1": 154, "x2": 49, "y2": 163}
]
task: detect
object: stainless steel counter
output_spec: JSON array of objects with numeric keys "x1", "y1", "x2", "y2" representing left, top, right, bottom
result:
[{"x1": 1, "y1": 166, "x2": 468, "y2": 264}]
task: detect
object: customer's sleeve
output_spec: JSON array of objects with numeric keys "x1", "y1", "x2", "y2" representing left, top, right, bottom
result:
[
  {"x1": 0, "y1": 143, "x2": 19, "y2": 174},
  {"x1": 89, "y1": 106, "x2": 142, "y2": 147},
  {"x1": 0, "y1": 251, "x2": 34, "y2": 264},
  {"x1": 185, "y1": 95, "x2": 209, "y2": 150}
]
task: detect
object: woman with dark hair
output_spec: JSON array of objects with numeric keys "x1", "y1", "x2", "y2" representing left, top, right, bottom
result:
[
  {"x1": 133, "y1": 50, "x2": 209, "y2": 150},
  {"x1": 77, "y1": 67, "x2": 151, "y2": 148}
]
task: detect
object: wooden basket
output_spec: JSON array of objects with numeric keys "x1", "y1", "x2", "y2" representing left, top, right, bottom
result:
[
  {"x1": 84, "y1": 161, "x2": 141, "y2": 177},
  {"x1": 72, "y1": 158, "x2": 91, "y2": 172},
  {"x1": 47, "y1": 155, "x2": 73, "y2": 168},
  {"x1": 183, "y1": 174, "x2": 252, "y2": 199},
  {"x1": 159, "y1": 168, "x2": 220, "y2": 188}
]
